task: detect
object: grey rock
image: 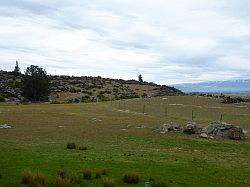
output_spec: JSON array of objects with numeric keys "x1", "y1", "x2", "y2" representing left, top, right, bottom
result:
[
  {"x1": 0, "y1": 124, "x2": 12, "y2": 129},
  {"x1": 183, "y1": 122, "x2": 199, "y2": 134},
  {"x1": 159, "y1": 123, "x2": 182, "y2": 132},
  {"x1": 200, "y1": 133, "x2": 208, "y2": 138},
  {"x1": 201, "y1": 122, "x2": 245, "y2": 140}
]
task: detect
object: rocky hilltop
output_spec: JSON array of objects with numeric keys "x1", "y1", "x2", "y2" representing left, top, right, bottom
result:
[{"x1": 0, "y1": 70, "x2": 183, "y2": 103}]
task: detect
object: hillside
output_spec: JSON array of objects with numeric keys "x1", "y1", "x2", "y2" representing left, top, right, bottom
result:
[
  {"x1": 173, "y1": 79, "x2": 250, "y2": 93},
  {"x1": 0, "y1": 70, "x2": 183, "y2": 103}
]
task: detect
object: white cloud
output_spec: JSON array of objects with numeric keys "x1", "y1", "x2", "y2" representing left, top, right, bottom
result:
[{"x1": 0, "y1": 0, "x2": 250, "y2": 84}]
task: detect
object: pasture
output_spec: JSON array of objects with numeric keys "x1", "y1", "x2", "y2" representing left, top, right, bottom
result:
[{"x1": 0, "y1": 96, "x2": 249, "y2": 186}]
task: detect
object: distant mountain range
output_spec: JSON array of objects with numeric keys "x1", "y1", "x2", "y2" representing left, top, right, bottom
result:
[{"x1": 173, "y1": 79, "x2": 250, "y2": 93}]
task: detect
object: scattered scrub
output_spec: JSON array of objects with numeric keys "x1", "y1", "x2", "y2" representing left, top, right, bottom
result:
[
  {"x1": 66, "y1": 143, "x2": 76, "y2": 149},
  {"x1": 123, "y1": 172, "x2": 139, "y2": 184},
  {"x1": 103, "y1": 178, "x2": 115, "y2": 187},
  {"x1": 82, "y1": 169, "x2": 92, "y2": 180}
]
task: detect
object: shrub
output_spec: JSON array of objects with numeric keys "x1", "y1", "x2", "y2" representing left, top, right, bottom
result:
[
  {"x1": 21, "y1": 170, "x2": 33, "y2": 184},
  {"x1": 82, "y1": 169, "x2": 92, "y2": 180},
  {"x1": 103, "y1": 178, "x2": 115, "y2": 187},
  {"x1": 51, "y1": 100, "x2": 61, "y2": 104},
  {"x1": 123, "y1": 172, "x2": 139, "y2": 184},
  {"x1": 0, "y1": 95, "x2": 5, "y2": 102},
  {"x1": 66, "y1": 143, "x2": 76, "y2": 149},
  {"x1": 95, "y1": 170, "x2": 102, "y2": 179},
  {"x1": 78, "y1": 146, "x2": 88, "y2": 151},
  {"x1": 153, "y1": 182, "x2": 168, "y2": 187}
]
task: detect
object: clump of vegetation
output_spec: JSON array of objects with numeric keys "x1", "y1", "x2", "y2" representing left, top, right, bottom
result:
[
  {"x1": 103, "y1": 178, "x2": 115, "y2": 187},
  {"x1": 21, "y1": 171, "x2": 46, "y2": 186},
  {"x1": 153, "y1": 181, "x2": 168, "y2": 187},
  {"x1": 95, "y1": 170, "x2": 102, "y2": 179},
  {"x1": 123, "y1": 172, "x2": 139, "y2": 184},
  {"x1": 20, "y1": 98, "x2": 29, "y2": 105},
  {"x1": 21, "y1": 170, "x2": 33, "y2": 184},
  {"x1": 23, "y1": 65, "x2": 51, "y2": 102},
  {"x1": 57, "y1": 169, "x2": 67, "y2": 179},
  {"x1": 33, "y1": 172, "x2": 46, "y2": 185},
  {"x1": 55, "y1": 175, "x2": 71, "y2": 187},
  {"x1": 82, "y1": 169, "x2": 92, "y2": 180},
  {"x1": 66, "y1": 143, "x2": 76, "y2": 149},
  {"x1": 78, "y1": 146, "x2": 88, "y2": 151},
  {"x1": 101, "y1": 168, "x2": 107, "y2": 175},
  {"x1": 50, "y1": 100, "x2": 61, "y2": 104},
  {"x1": 0, "y1": 95, "x2": 5, "y2": 102}
]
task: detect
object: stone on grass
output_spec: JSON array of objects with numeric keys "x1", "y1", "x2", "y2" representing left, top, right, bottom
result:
[
  {"x1": 0, "y1": 124, "x2": 12, "y2": 129},
  {"x1": 200, "y1": 133, "x2": 208, "y2": 139},
  {"x1": 159, "y1": 123, "x2": 182, "y2": 133},
  {"x1": 183, "y1": 122, "x2": 199, "y2": 134}
]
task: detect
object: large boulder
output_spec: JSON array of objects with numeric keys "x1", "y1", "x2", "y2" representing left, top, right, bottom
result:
[
  {"x1": 183, "y1": 122, "x2": 199, "y2": 134},
  {"x1": 201, "y1": 122, "x2": 245, "y2": 140}
]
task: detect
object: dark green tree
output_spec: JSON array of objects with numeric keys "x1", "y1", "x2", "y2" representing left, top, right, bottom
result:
[
  {"x1": 23, "y1": 65, "x2": 50, "y2": 101},
  {"x1": 138, "y1": 74, "x2": 143, "y2": 83},
  {"x1": 13, "y1": 61, "x2": 21, "y2": 75}
]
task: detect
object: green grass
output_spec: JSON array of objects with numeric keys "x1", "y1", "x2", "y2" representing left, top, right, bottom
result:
[{"x1": 0, "y1": 96, "x2": 249, "y2": 186}]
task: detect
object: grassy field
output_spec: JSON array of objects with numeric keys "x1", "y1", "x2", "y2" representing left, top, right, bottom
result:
[{"x1": 0, "y1": 96, "x2": 249, "y2": 186}]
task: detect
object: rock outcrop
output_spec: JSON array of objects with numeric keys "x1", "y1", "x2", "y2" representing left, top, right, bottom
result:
[{"x1": 201, "y1": 122, "x2": 245, "y2": 140}]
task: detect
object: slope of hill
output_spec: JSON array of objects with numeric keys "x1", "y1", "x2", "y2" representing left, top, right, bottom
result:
[
  {"x1": 0, "y1": 70, "x2": 183, "y2": 103},
  {"x1": 173, "y1": 80, "x2": 250, "y2": 93}
]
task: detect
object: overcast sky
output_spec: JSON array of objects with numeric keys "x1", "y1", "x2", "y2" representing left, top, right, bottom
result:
[{"x1": 0, "y1": 0, "x2": 249, "y2": 84}]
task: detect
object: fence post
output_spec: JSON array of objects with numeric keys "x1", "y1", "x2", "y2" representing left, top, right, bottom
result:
[
  {"x1": 220, "y1": 114, "x2": 223, "y2": 122},
  {"x1": 192, "y1": 110, "x2": 194, "y2": 121}
]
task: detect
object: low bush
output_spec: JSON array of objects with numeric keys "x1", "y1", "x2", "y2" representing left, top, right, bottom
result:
[
  {"x1": 123, "y1": 172, "x2": 139, "y2": 184},
  {"x1": 103, "y1": 178, "x2": 115, "y2": 187},
  {"x1": 50, "y1": 100, "x2": 61, "y2": 104},
  {"x1": 66, "y1": 143, "x2": 76, "y2": 149},
  {"x1": 82, "y1": 169, "x2": 92, "y2": 180}
]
